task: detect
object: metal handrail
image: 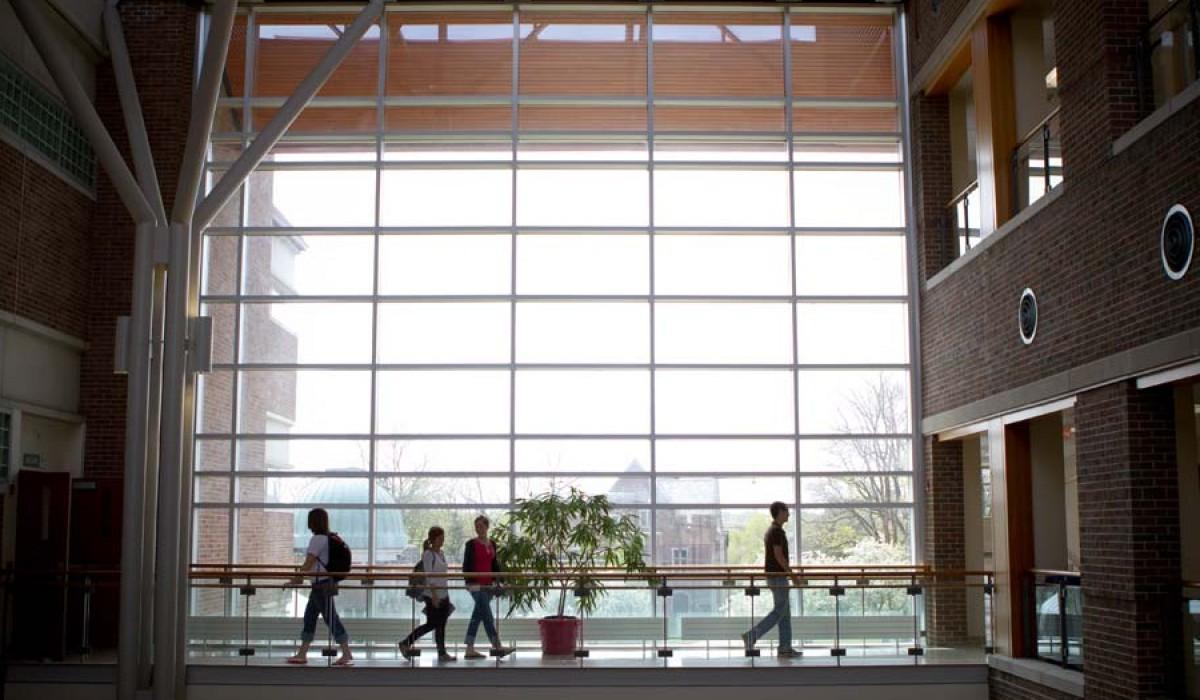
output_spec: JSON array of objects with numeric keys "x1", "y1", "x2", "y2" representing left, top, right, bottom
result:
[
  {"x1": 1016, "y1": 106, "x2": 1062, "y2": 150},
  {"x1": 948, "y1": 180, "x2": 979, "y2": 211}
]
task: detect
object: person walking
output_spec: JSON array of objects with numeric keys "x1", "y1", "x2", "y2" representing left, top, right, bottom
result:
[
  {"x1": 287, "y1": 508, "x2": 353, "y2": 666},
  {"x1": 742, "y1": 501, "x2": 802, "y2": 658},
  {"x1": 462, "y1": 515, "x2": 513, "y2": 659},
  {"x1": 399, "y1": 526, "x2": 456, "y2": 662}
]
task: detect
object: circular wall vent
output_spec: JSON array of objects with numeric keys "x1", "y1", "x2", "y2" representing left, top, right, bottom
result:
[
  {"x1": 1161, "y1": 204, "x2": 1194, "y2": 280},
  {"x1": 1018, "y1": 288, "x2": 1038, "y2": 345}
]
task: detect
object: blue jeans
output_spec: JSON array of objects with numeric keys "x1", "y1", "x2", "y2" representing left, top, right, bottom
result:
[
  {"x1": 301, "y1": 582, "x2": 348, "y2": 645},
  {"x1": 746, "y1": 577, "x2": 792, "y2": 650},
  {"x1": 465, "y1": 589, "x2": 499, "y2": 646}
]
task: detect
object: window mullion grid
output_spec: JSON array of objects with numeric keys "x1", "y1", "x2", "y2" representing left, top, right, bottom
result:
[
  {"x1": 367, "y1": 8, "x2": 388, "y2": 607},
  {"x1": 646, "y1": 7, "x2": 658, "y2": 571},
  {"x1": 227, "y1": 7, "x2": 256, "y2": 618},
  {"x1": 510, "y1": 8, "x2": 520, "y2": 509},
  {"x1": 783, "y1": 8, "x2": 804, "y2": 576}
]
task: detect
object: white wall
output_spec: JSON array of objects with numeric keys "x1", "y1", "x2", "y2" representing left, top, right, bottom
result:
[
  {"x1": 1030, "y1": 413, "x2": 1066, "y2": 571},
  {"x1": 962, "y1": 435, "x2": 984, "y2": 640},
  {"x1": 0, "y1": 313, "x2": 86, "y2": 567}
]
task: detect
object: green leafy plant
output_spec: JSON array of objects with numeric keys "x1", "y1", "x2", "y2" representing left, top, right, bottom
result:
[{"x1": 492, "y1": 488, "x2": 646, "y2": 618}]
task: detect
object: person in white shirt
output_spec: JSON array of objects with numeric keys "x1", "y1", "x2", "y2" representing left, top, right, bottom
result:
[
  {"x1": 399, "y1": 526, "x2": 456, "y2": 662},
  {"x1": 286, "y1": 508, "x2": 352, "y2": 666}
]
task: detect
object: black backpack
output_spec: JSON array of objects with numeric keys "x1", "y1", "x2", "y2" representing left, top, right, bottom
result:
[
  {"x1": 405, "y1": 559, "x2": 426, "y2": 600},
  {"x1": 324, "y1": 533, "x2": 352, "y2": 582}
]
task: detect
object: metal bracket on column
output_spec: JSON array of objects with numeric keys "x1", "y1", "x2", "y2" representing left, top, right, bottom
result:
[
  {"x1": 829, "y1": 585, "x2": 845, "y2": 597},
  {"x1": 573, "y1": 649, "x2": 590, "y2": 658},
  {"x1": 187, "y1": 316, "x2": 214, "y2": 374},
  {"x1": 831, "y1": 647, "x2": 847, "y2": 657},
  {"x1": 744, "y1": 586, "x2": 761, "y2": 597},
  {"x1": 906, "y1": 585, "x2": 923, "y2": 596},
  {"x1": 152, "y1": 225, "x2": 171, "y2": 266},
  {"x1": 114, "y1": 316, "x2": 131, "y2": 374},
  {"x1": 908, "y1": 647, "x2": 925, "y2": 656}
]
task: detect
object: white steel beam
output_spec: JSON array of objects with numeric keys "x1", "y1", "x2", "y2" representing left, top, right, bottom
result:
[
  {"x1": 154, "y1": 3, "x2": 236, "y2": 700},
  {"x1": 193, "y1": 0, "x2": 385, "y2": 232},
  {"x1": 103, "y1": 5, "x2": 167, "y2": 698}
]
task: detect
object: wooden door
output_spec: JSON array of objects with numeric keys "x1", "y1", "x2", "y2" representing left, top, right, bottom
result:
[{"x1": 14, "y1": 470, "x2": 71, "y2": 659}]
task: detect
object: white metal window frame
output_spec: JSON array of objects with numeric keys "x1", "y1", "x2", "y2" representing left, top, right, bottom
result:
[{"x1": 193, "y1": 3, "x2": 920, "y2": 604}]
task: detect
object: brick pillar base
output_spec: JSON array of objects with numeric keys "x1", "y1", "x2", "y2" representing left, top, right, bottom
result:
[
  {"x1": 1076, "y1": 381, "x2": 1183, "y2": 699},
  {"x1": 925, "y1": 436, "x2": 968, "y2": 647}
]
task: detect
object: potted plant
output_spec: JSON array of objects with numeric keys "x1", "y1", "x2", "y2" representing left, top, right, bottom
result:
[{"x1": 492, "y1": 487, "x2": 646, "y2": 655}]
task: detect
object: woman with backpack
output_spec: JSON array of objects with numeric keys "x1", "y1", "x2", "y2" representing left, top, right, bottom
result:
[
  {"x1": 462, "y1": 515, "x2": 513, "y2": 659},
  {"x1": 399, "y1": 526, "x2": 456, "y2": 662},
  {"x1": 287, "y1": 508, "x2": 353, "y2": 666}
]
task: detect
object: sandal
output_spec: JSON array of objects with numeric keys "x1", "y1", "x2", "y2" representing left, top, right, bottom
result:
[
  {"x1": 332, "y1": 656, "x2": 354, "y2": 667},
  {"x1": 286, "y1": 655, "x2": 308, "y2": 665}
]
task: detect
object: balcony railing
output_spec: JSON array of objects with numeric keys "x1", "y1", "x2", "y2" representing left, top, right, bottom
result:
[
  {"x1": 1012, "y1": 107, "x2": 1062, "y2": 216},
  {"x1": 182, "y1": 565, "x2": 995, "y2": 665},
  {"x1": 1142, "y1": 0, "x2": 1200, "y2": 112},
  {"x1": 1027, "y1": 569, "x2": 1081, "y2": 670},
  {"x1": 949, "y1": 181, "x2": 981, "y2": 257}
]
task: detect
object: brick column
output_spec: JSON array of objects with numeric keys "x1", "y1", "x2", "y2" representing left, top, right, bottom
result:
[
  {"x1": 924, "y1": 435, "x2": 968, "y2": 646},
  {"x1": 1055, "y1": 0, "x2": 1149, "y2": 181},
  {"x1": 910, "y1": 93, "x2": 957, "y2": 281},
  {"x1": 1076, "y1": 381, "x2": 1183, "y2": 700}
]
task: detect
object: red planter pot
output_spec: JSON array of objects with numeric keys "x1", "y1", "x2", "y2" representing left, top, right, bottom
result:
[{"x1": 537, "y1": 616, "x2": 581, "y2": 655}]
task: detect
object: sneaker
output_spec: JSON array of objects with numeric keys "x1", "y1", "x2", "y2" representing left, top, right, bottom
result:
[
  {"x1": 438, "y1": 652, "x2": 457, "y2": 662},
  {"x1": 777, "y1": 647, "x2": 802, "y2": 658},
  {"x1": 491, "y1": 645, "x2": 514, "y2": 658},
  {"x1": 399, "y1": 641, "x2": 417, "y2": 659},
  {"x1": 464, "y1": 648, "x2": 486, "y2": 660},
  {"x1": 740, "y1": 632, "x2": 754, "y2": 651}
]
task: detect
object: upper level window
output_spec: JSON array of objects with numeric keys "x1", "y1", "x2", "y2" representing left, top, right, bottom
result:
[
  {"x1": 1010, "y1": 4, "x2": 1060, "y2": 214},
  {"x1": 1145, "y1": 0, "x2": 1199, "y2": 109},
  {"x1": 945, "y1": 1, "x2": 1061, "y2": 262}
]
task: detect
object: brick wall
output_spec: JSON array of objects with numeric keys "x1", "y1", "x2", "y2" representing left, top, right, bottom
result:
[
  {"x1": 910, "y1": 93, "x2": 957, "y2": 281},
  {"x1": 918, "y1": 72, "x2": 1200, "y2": 418},
  {"x1": 0, "y1": 139, "x2": 92, "y2": 339},
  {"x1": 907, "y1": 0, "x2": 975, "y2": 79},
  {"x1": 1075, "y1": 381, "x2": 1182, "y2": 700},
  {"x1": 84, "y1": 0, "x2": 197, "y2": 479},
  {"x1": 988, "y1": 668, "x2": 1078, "y2": 700},
  {"x1": 924, "y1": 435, "x2": 968, "y2": 646},
  {"x1": 915, "y1": 0, "x2": 1200, "y2": 418}
]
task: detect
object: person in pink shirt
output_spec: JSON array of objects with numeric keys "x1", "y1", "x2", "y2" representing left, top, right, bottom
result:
[{"x1": 462, "y1": 515, "x2": 513, "y2": 659}]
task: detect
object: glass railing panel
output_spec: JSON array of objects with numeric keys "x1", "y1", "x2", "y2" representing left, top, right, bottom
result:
[{"x1": 1012, "y1": 108, "x2": 1062, "y2": 215}]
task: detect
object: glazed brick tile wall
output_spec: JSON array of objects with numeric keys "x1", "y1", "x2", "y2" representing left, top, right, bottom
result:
[
  {"x1": 1075, "y1": 382, "x2": 1182, "y2": 700},
  {"x1": 0, "y1": 139, "x2": 92, "y2": 340},
  {"x1": 924, "y1": 435, "x2": 968, "y2": 646},
  {"x1": 988, "y1": 668, "x2": 1079, "y2": 700},
  {"x1": 84, "y1": 0, "x2": 196, "y2": 478}
]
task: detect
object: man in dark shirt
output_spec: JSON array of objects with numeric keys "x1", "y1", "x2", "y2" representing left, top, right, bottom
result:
[{"x1": 742, "y1": 501, "x2": 801, "y2": 658}]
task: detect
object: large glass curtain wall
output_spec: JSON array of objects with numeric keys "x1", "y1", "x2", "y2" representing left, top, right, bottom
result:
[{"x1": 196, "y1": 3, "x2": 913, "y2": 622}]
